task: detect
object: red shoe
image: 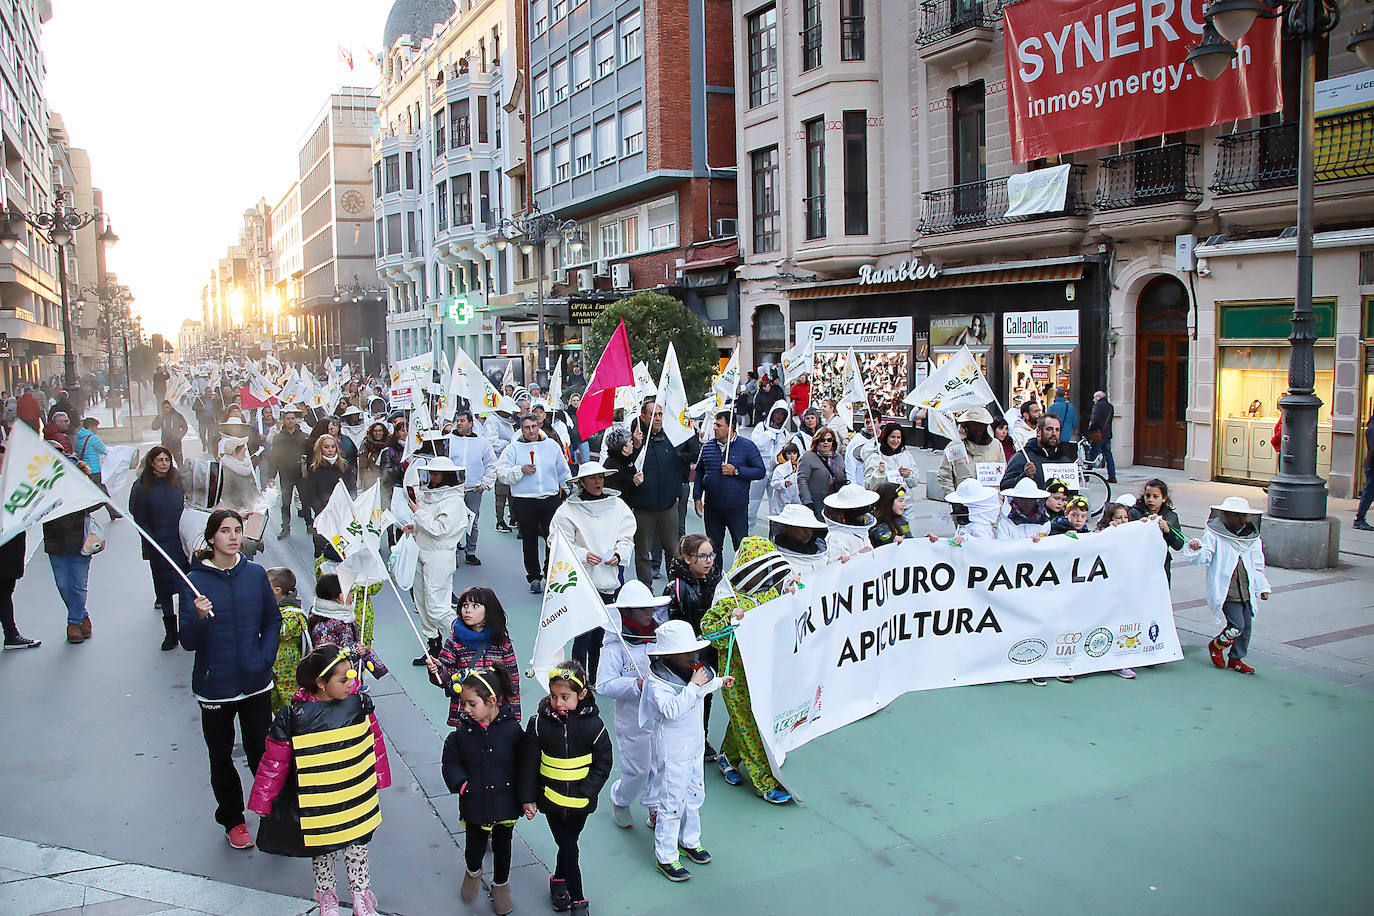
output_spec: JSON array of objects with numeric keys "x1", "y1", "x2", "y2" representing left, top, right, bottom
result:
[
  {"x1": 226, "y1": 824, "x2": 254, "y2": 849},
  {"x1": 1228, "y1": 658, "x2": 1255, "y2": 675},
  {"x1": 1208, "y1": 639, "x2": 1227, "y2": 668}
]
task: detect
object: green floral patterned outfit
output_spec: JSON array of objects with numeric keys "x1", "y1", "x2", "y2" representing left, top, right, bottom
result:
[
  {"x1": 271, "y1": 600, "x2": 309, "y2": 712},
  {"x1": 701, "y1": 536, "x2": 790, "y2": 797}
]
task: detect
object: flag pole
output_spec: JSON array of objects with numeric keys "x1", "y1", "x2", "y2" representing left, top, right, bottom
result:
[
  {"x1": 118, "y1": 509, "x2": 205, "y2": 602},
  {"x1": 364, "y1": 539, "x2": 437, "y2": 659}
]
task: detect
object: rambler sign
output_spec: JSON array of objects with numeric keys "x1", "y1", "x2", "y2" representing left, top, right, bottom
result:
[{"x1": 856, "y1": 258, "x2": 941, "y2": 285}]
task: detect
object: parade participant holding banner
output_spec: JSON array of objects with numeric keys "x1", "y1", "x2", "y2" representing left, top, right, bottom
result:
[
  {"x1": 1130, "y1": 479, "x2": 1186, "y2": 583},
  {"x1": 641, "y1": 619, "x2": 730, "y2": 883},
  {"x1": 1044, "y1": 480, "x2": 1072, "y2": 522},
  {"x1": 942, "y1": 478, "x2": 1001, "y2": 541},
  {"x1": 129, "y1": 445, "x2": 190, "y2": 650},
  {"x1": 823, "y1": 484, "x2": 879, "y2": 565},
  {"x1": 701, "y1": 537, "x2": 794, "y2": 805},
  {"x1": 869, "y1": 483, "x2": 911, "y2": 549},
  {"x1": 178, "y1": 508, "x2": 282, "y2": 850},
  {"x1": 1000, "y1": 414, "x2": 1075, "y2": 490},
  {"x1": 936, "y1": 407, "x2": 1004, "y2": 497},
  {"x1": 997, "y1": 478, "x2": 1051, "y2": 542},
  {"x1": 770, "y1": 504, "x2": 829, "y2": 574}
]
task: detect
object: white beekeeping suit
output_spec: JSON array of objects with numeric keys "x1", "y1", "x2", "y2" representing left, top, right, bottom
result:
[{"x1": 409, "y1": 457, "x2": 472, "y2": 640}]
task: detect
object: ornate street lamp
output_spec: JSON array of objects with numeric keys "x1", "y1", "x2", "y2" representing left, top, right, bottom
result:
[
  {"x1": 0, "y1": 196, "x2": 116, "y2": 389},
  {"x1": 1188, "y1": 0, "x2": 1340, "y2": 522},
  {"x1": 493, "y1": 203, "x2": 586, "y2": 387},
  {"x1": 76, "y1": 279, "x2": 133, "y2": 426}
]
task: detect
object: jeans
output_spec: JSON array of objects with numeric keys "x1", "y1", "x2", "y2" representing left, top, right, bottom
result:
[
  {"x1": 575, "y1": 442, "x2": 591, "y2": 465},
  {"x1": 1087, "y1": 438, "x2": 1116, "y2": 478},
  {"x1": 634, "y1": 504, "x2": 679, "y2": 585},
  {"x1": 494, "y1": 482, "x2": 512, "y2": 526},
  {"x1": 464, "y1": 821, "x2": 514, "y2": 884},
  {"x1": 746, "y1": 479, "x2": 766, "y2": 532},
  {"x1": 1356, "y1": 467, "x2": 1374, "y2": 522},
  {"x1": 511, "y1": 496, "x2": 559, "y2": 581},
  {"x1": 278, "y1": 472, "x2": 305, "y2": 529},
  {"x1": 547, "y1": 812, "x2": 589, "y2": 900},
  {"x1": 49, "y1": 553, "x2": 92, "y2": 625},
  {"x1": 459, "y1": 488, "x2": 483, "y2": 554},
  {"x1": 704, "y1": 504, "x2": 749, "y2": 564},
  {"x1": 199, "y1": 691, "x2": 272, "y2": 829},
  {"x1": 1220, "y1": 599, "x2": 1254, "y2": 662}
]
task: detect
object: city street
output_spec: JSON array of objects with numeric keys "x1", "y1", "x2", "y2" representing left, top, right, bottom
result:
[{"x1": 1, "y1": 427, "x2": 1371, "y2": 915}]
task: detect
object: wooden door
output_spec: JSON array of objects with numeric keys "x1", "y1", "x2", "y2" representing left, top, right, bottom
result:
[{"x1": 1134, "y1": 277, "x2": 1190, "y2": 469}]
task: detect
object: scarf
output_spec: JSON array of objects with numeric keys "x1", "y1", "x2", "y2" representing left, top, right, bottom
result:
[
  {"x1": 311, "y1": 597, "x2": 354, "y2": 622},
  {"x1": 451, "y1": 618, "x2": 492, "y2": 653},
  {"x1": 620, "y1": 613, "x2": 657, "y2": 644}
]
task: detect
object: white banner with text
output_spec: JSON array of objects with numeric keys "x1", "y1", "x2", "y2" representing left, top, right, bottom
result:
[{"x1": 735, "y1": 520, "x2": 1182, "y2": 767}]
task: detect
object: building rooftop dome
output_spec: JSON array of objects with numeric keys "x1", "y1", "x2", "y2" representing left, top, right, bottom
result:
[{"x1": 383, "y1": 0, "x2": 455, "y2": 50}]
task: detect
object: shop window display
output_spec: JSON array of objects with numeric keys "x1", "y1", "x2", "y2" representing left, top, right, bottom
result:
[
  {"x1": 811, "y1": 350, "x2": 910, "y2": 417},
  {"x1": 1216, "y1": 345, "x2": 1333, "y2": 483}
]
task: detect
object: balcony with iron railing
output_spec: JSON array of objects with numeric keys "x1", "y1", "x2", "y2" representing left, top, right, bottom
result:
[
  {"x1": 1093, "y1": 143, "x2": 1203, "y2": 239},
  {"x1": 1209, "y1": 108, "x2": 1374, "y2": 227},
  {"x1": 919, "y1": 164, "x2": 1091, "y2": 257},
  {"x1": 916, "y1": 0, "x2": 999, "y2": 69}
]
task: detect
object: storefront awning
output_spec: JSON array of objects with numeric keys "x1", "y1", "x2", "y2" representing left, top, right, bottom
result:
[{"x1": 786, "y1": 261, "x2": 1085, "y2": 299}]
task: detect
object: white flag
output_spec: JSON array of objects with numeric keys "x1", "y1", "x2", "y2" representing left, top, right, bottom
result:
[
  {"x1": 655, "y1": 343, "x2": 694, "y2": 447},
  {"x1": 314, "y1": 481, "x2": 363, "y2": 559},
  {"x1": 451, "y1": 347, "x2": 503, "y2": 415},
  {"x1": 837, "y1": 347, "x2": 868, "y2": 429},
  {"x1": 927, "y1": 407, "x2": 961, "y2": 440},
  {"x1": 352, "y1": 481, "x2": 386, "y2": 552},
  {"x1": 501, "y1": 359, "x2": 517, "y2": 392},
  {"x1": 903, "y1": 345, "x2": 996, "y2": 412},
  {"x1": 780, "y1": 334, "x2": 817, "y2": 381},
  {"x1": 528, "y1": 531, "x2": 616, "y2": 689},
  {"x1": 548, "y1": 356, "x2": 565, "y2": 411},
  {"x1": 0, "y1": 421, "x2": 112, "y2": 547},
  {"x1": 713, "y1": 347, "x2": 740, "y2": 400}
]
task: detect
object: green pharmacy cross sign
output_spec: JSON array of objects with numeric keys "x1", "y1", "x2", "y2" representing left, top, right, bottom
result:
[{"x1": 444, "y1": 296, "x2": 474, "y2": 325}]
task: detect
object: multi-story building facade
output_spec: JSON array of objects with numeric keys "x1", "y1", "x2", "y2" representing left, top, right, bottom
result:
[
  {"x1": 49, "y1": 111, "x2": 109, "y2": 376},
  {"x1": 267, "y1": 181, "x2": 302, "y2": 341},
  {"x1": 375, "y1": 0, "x2": 515, "y2": 369},
  {"x1": 733, "y1": 0, "x2": 1374, "y2": 499},
  {"x1": 178, "y1": 318, "x2": 203, "y2": 359},
  {"x1": 525, "y1": 0, "x2": 740, "y2": 373},
  {"x1": 296, "y1": 90, "x2": 384, "y2": 367},
  {"x1": 0, "y1": 0, "x2": 61, "y2": 389}
]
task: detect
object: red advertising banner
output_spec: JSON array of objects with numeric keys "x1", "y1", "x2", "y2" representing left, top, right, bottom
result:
[{"x1": 1003, "y1": 0, "x2": 1283, "y2": 162}]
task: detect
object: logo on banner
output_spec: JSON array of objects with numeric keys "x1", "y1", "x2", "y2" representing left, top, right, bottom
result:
[
  {"x1": 1117, "y1": 622, "x2": 1143, "y2": 651},
  {"x1": 4, "y1": 453, "x2": 64, "y2": 515},
  {"x1": 483, "y1": 392, "x2": 499, "y2": 408},
  {"x1": 548, "y1": 561, "x2": 578, "y2": 594},
  {"x1": 1149, "y1": 621, "x2": 1160, "y2": 643},
  {"x1": 1084, "y1": 627, "x2": 1114, "y2": 658},
  {"x1": 1008, "y1": 638, "x2": 1049, "y2": 665},
  {"x1": 773, "y1": 698, "x2": 814, "y2": 735},
  {"x1": 1056, "y1": 632, "x2": 1082, "y2": 658}
]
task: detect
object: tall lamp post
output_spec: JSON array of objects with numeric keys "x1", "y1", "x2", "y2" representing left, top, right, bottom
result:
[
  {"x1": 75, "y1": 279, "x2": 132, "y2": 425},
  {"x1": 1186, "y1": 0, "x2": 1372, "y2": 521},
  {"x1": 493, "y1": 203, "x2": 586, "y2": 387},
  {"x1": 0, "y1": 196, "x2": 117, "y2": 389},
  {"x1": 333, "y1": 275, "x2": 385, "y2": 375}
]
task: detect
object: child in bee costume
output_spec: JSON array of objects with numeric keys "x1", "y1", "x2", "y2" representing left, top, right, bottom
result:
[{"x1": 250, "y1": 644, "x2": 392, "y2": 916}]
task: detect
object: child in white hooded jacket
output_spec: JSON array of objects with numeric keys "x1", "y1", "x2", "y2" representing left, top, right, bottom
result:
[{"x1": 1182, "y1": 498, "x2": 1271, "y2": 675}]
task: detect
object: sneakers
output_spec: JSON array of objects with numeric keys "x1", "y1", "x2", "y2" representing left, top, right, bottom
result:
[
  {"x1": 3, "y1": 635, "x2": 40, "y2": 649},
  {"x1": 1354, "y1": 519, "x2": 1373, "y2": 531},
  {"x1": 679, "y1": 845, "x2": 712, "y2": 864},
  {"x1": 490, "y1": 881, "x2": 513, "y2": 915},
  {"x1": 762, "y1": 788, "x2": 794, "y2": 804},
  {"x1": 612, "y1": 804, "x2": 633, "y2": 829},
  {"x1": 226, "y1": 824, "x2": 254, "y2": 849},
  {"x1": 66, "y1": 624, "x2": 85, "y2": 644},
  {"x1": 549, "y1": 877, "x2": 572, "y2": 912},
  {"x1": 529, "y1": 578, "x2": 543, "y2": 594},
  {"x1": 1056, "y1": 675, "x2": 1075, "y2": 683},
  {"x1": 656, "y1": 858, "x2": 692, "y2": 882},
  {"x1": 1029, "y1": 677, "x2": 1048, "y2": 687},
  {"x1": 495, "y1": 522, "x2": 512, "y2": 532},
  {"x1": 1208, "y1": 639, "x2": 1227, "y2": 669},
  {"x1": 461, "y1": 869, "x2": 482, "y2": 904},
  {"x1": 1228, "y1": 658, "x2": 1256, "y2": 675},
  {"x1": 717, "y1": 755, "x2": 743, "y2": 786},
  {"x1": 276, "y1": 529, "x2": 290, "y2": 540},
  {"x1": 465, "y1": 554, "x2": 482, "y2": 566},
  {"x1": 645, "y1": 810, "x2": 657, "y2": 829},
  {"x1": 570, "y1": 901, "x2": 590, "y2": 916},
  {"x1": 703, "y1": 741, "x2": 717, "y2": 763},
  {"x1": 1113, "y1": 668, "x2": 1137, "y2": 679},
  {"x1": 315, "y1": 888, "x2": 340, "y2": 916}
]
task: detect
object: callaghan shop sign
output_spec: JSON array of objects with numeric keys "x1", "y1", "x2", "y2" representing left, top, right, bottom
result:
[{"x1": 856, "y1": 258, "x2": 942, "y2": 286}]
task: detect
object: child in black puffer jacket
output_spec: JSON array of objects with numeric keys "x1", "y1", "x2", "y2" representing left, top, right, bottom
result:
[
  {"x1": 442, "y1": 665, "x2": 533, "y2": 915},
  {"x1": 519, "y1": 661, "x2": 613, "y2": 916}
]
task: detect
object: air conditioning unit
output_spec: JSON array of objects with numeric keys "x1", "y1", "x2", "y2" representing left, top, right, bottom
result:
[
  {"x1": 577, "y1": 268, "x2": 594, "y2": 291},
  {"x1": 611, "y1": 262, "x2": 632, "y2": 289},
  {"x1": 714, "y1": 218, "x2": 738, "y2": 238},
  {"x1": 595, "y1": 260, "x2": 609, "y2": 277},
  {"x1": 551, "y1": 267, "x2": 568, "y2": 284}
]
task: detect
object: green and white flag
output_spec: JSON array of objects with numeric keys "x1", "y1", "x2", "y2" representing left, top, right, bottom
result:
[
  {"x1": 655, "y1": 343, "x2": 694, "y2": 446},
  {"x1": 527, "y1": 530, "x2": 613, "y2": 690},
  {"x1": 0, "y1": 421, "x2": 110, "y2": 547}
]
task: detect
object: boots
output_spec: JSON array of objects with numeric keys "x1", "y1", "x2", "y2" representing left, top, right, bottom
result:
[
  {"x1": 79, "y1": 616, "x2": 92, "y2": 638},
  {"x1": 491, "y1": 881, "x2": 513, "y2": 915},
  {"x1": 352, "y1": 889, "x2": 381, "y2": 916},
  {"x1": 570, "y1": 900, "x2": 590, "y2": 916},
  {"x1": 413, "y1": 635, "x2": 442, "y2": 667},
  {"x1": 161, "y1": 616, "x2": 178, "y2": 651},
  {"x1": 315, "y1": 888, "x2": 340, "y2": 916},
  {"x1": 461, "y1": 870, "x2": 482, "y2": 904},
  {"x1": 66, "y1": 624, "x2": 85, "y2": 644}
]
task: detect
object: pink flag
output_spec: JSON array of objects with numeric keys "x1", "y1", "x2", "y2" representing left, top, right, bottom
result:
[{"x1": 577, "y1": 320, "x2": 634, "y2": 438}]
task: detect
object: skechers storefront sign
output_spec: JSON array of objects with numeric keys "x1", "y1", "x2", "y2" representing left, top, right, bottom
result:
[{"x1": 857, "y1": 259, "x2": 942, "y2": 285}]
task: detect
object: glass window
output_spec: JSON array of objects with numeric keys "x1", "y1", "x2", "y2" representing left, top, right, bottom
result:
[
  {"x1": 595, "y1": 29, "x2": 615, "y2": 78},
  {"x1": 532, "y1": 0, "x2": 547, "y2": 37},
  {"x1": 384, "y1": 155, "x2": 400, "y2": 193},
  {"x1": 533, "y1": 71, "x2": 549, "y2": 114},
  {"x1": 953, "y1": 81, "x2": 986, "y2": 185},
  {"x1": 751, "y1": 146, "x2": 780, "y2": 253},
  {"x1": 553, "y1": 0, "x2": 567, "y2": 20},
  {"x1": 595, "y1": 117, "x2": 617, "y2": 165},
  {"x1": 748, "y1": 5, "x2": 778, "y2": 108},
  {"x1": 648, "y1": 198, "x2": 677, "y2": 248},
  {"x1": 840, "y1": 0, "x2": 864, "y2": 61},
  {"x1": 554, "y1": 139, "x2": 571, "y2": 182},
  {"x1": 572, "y1": 44, "x2": 591, "y2": 92},
  {"x1": 433, "y1": 112, "x2": 446, "y2": 157},
  {"x1": 600, "y1": 222, "x2": 620, "y2": 259},
  {"x1": 454, "y1": 174, "x2": 473, "y2": 225},
  {"x1": 535, "y1": 148, "x2": 551, "y2": 190},
  {"x1": 620, "y1": 214, "x2": 640, "y2": 253},
  {"x1": 843, "y1": 111, "x2": 868, "y2": 235},
  {"x1": 621, "y1": 104, "x2": 644, "y2": 156},
  {"x1": 804, "y1": 118, "x2": 825, "y2": 239},
  {"x1": 574, "y1": 129, "x2": 592, "y2": 174},
  {"x1": 552, "y1": 58, "x2": 568, "y2": 103},
  {"x1": 477, "y1": 95, "x2": 489, "y2": 143},
  {"x1": 802, "y1": 0, "x2": 822, "y2": 71},
  {"x1": 451, "y1": 98, "x2": 471, "y2": 147},
  {"x1": 621, "y1": 12, "x2": 642, "y2": 62}
]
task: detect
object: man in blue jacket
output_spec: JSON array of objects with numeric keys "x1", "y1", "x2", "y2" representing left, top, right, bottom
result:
[
  {"x1": 1047, "y1": 387, "x2": 1079, "y2": 442},
  {"x1": 693, "y1": 411, "x2": 765, "y2": 562}
]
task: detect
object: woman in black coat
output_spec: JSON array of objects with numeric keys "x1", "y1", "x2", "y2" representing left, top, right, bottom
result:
[
  {"x1": 304, "y1": 434, "x2": 356, "y2": 556},
  {"x1": 129, "y1": 445, "x2": 189, "y2": 650}
]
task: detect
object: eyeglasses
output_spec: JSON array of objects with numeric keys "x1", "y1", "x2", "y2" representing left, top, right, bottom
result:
[{"x1": 690, "y1": 552, "x2": 716, "y2": 560}]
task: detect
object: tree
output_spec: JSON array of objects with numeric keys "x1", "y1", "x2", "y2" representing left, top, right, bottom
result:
[
  {"x1": 127, "y1": 343, "x2": 159, "y2": 384},
  {"x1": 584, "y1": 292, "x2": 717, "y2": 398}
]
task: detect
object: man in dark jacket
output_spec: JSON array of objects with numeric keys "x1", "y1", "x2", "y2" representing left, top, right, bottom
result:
[
  {"x1": 270, "y1": 410, "x2": 311, "y2": 538},
  {"x1": 752, "y1": 374, "x2": 785, "y2": 426},
  {"x1": 693, "y1": 411, "x2": 766, "y2": 561},
  {"x1": 151, "y1": 399, "x2": 190, "y2": 466},
  {"x1": 628, "y1": 399, "x2": 694, "y2": 585},
  {"x1": 1354, "y1": 413, "x2": 1374, "y2": 531},
  {"x1": 48, "y1": 389, "x2": 76, "y2": 424},
  {"x1": 1000, "y1": 414, "x2": 1077, "y2": 490},
  {"x1": 1086, "y1": 390, "x2": 1117, "y2": 483}
]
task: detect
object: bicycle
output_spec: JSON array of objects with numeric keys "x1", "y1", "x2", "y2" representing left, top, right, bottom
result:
[{"x1": 1075, "y1": 439, "x2": 1113, "y2": 516}]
